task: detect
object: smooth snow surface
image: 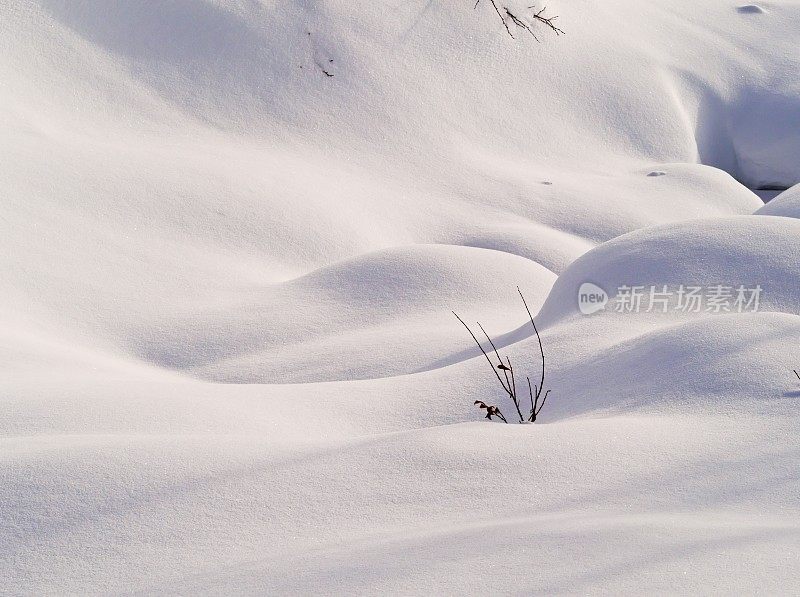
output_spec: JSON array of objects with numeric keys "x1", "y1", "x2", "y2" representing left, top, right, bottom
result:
[
  {"x1": 756, "y1": 183, "x2": 800, "y2": 218},
  {"x1": 2, "y1": 0, "x2": 800, "y2": 594}
]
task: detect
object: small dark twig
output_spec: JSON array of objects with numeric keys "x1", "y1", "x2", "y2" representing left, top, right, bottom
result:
[
  {"x1": 529, "y1": 5, "x2": 565, "y2": 35},
  {"x1": 794, "y1": 369, "x2": 800, "y2": 381},
  {"x1": 478, "y1": 322, "x2": 511, "y2": 393},
  {"x1": 506, "y1": 356, "x2": 525, "y2": 423},
  {"x1": 455, "y1": 289, "x2": 551, "y2": 424},
  {"x1": 455, "y1": 312, "x2": 524, "y2": 422},
  {"x1": 507, "y1": 357, "x2": 516, "y2": 401},
  {"x1": 532, "y1": 389, "x2": 550, "y2": 422},
  {"x1": 473, "y1": 0, "x2": 563, "y2": 39},
  {"x1": 454, "y1": 312, "x2": 512, "y2": 396},
  {"x1": 314, "y1": 61, "x2": 334, "y2": 77},
  {"x1": 527, "y1": 376, "x2": 535, "y2": 419},
  {"x1": 518, "y1": 287, "x2": 549, "y2": 421},
  {"x1": 475, "y1": 0, "x2": 514, "y2": 37},
  {"x1": 505, "y1": 8, "x2": 539, "y2": 42}
]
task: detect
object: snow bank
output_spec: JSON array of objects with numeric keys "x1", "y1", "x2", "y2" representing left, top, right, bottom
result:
[
  {"x1": 2, "y1": 0, "x2": 800, "y2": 593},
  {"x1": 538, "y1": 215, "x2": 800, "y2": 325},
  {"x1": 731, "y1": 88, "x2": 800, "y2": 188},
  {"x1": 755, "y1": 183, "x2": 800, "y2": 218}
]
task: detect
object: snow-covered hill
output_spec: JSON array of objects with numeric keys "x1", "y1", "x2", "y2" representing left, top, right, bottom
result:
[{"x1": 2, "y1": 0, "x2": 799, "y2": 593}]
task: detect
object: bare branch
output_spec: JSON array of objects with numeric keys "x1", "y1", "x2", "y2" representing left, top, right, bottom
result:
[
  {"x1": 535, "y1": 390, "x2": 551, "y2": 418},
  {"x1": 474, "y1": 0, "x2": 514, "y2": 37},
  {"x1": 478, "y1": 321, "x2": 512, "y2": 394},
  {"x1": 527, "y1": 376, "x2": 535, "y2": 419},
  {"x1": 529, "y1": 5, "x2": 565, "y2": 35},
  {"x1": 505, "y1": 8, "x2": 539, "y2": 42},
  {"x1": 507, "y1": 357, "x2": 517, "y2": 400},
  {"x1": 518, "y1": 287, "x2": 546, "y2": 407},
  {"x1": 474, "y1": 0, "x2": 564, "y2": 39},
  {"x1": 506, "y1": 356, "x2": 525, "y2": 423},
  {"x1": 456, "y1": 290, "x2": 552, "y2": 424},
  {"x1": 454, "y1": 311, "x2": 511, "y2": 398}
]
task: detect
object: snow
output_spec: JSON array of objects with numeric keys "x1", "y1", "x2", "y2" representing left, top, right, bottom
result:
[
  {"x1": 756, "y1": 183, "x2": 800, "y2": 218},
  {"x1": 737, "y1": 4, "x2": 768, "y2": 13},
  {"x1": 2, "y1": 0, "x2": 800, "y2": 593}
]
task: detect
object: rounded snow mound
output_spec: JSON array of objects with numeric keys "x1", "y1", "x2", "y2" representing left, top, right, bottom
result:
[
  {"x1": 755, "y1": 183, "x2": 800, "y2": 219},
  {"x1": 544, "y1": 311, "x2": 800, "y2": 419},
  {"x1": 537, "y1": 215, "x2": 800, "y2": 325},
  {"x1": 129, "y1": 244, "x2": 555, "y2": 383}
]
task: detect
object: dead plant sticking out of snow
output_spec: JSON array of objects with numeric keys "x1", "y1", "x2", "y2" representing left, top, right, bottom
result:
[
  {"x1": 473, "y1": 1, "x2": 564, "y2": 41},
  {"x1": 454, "y1": 287, "x2": 551, "y2": 424}
]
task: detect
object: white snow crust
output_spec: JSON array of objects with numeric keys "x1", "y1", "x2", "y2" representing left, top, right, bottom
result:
[{"x1": 2, "y1": 1, "x2": 800, "y2": 593}]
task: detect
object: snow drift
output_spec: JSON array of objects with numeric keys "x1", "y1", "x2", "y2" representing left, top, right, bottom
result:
[{"x1": 2, "y1": 0, "x2": 800, "y2": 593}]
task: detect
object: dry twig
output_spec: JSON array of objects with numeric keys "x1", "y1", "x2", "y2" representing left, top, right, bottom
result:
[
  {"x1": 474, "y1": 1, "x2": 564, "y2": 40},
  {"x1": 454, "y1": 288, "x2": 551, "y2": 423}
]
